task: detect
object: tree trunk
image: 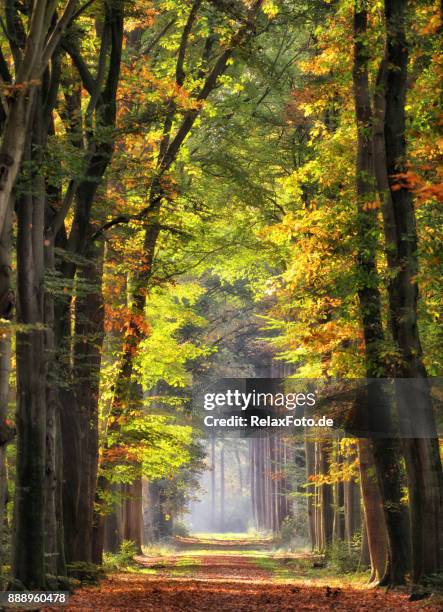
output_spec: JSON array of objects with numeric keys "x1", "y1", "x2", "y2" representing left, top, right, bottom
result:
[
  {"x1": 44, "y1": 229, "x2": 66, "y2": 578},
  {"x1": 352, "y1": 3, "x2": 410, "y2": 584},
  {"x1": 234, "y1": 446, "x2": 243, "y2": 495},
  {"x1": 13, "y1": 133, "x2": 48, "y2": 587},
  {"x1": 333, "y1": 480, "x2": 345, "y2": 542},
  {"x1": 148, "y1": 480, "x2": 173, "y2": 541},
  {"x1": 305, "y1": 438, "x2": 316, "y2": 550},
  {"x1": 319, "y1": 441, "x2": 333, "y2": 549},
  {"x1": 358, "y1": 439, "x2": 388, "y2": 583},
  {"x1": 0, "y1": 204, "x2": 13, "y2": 554},
  {"x1": 211, "y1": 436, "x2": 216, "y2": 529},
  {"x1": 0, "y1": 91, "x2": 35, "y2": 236},
  {"x1": 381, "y1": 0, "x2": 443, "y2": 582},
  {"x1": 344, "y1": 476, "x2": 360, "y2": 547},
  {"x1": 123, "y1": 475, "x2": 143, "y2": 553},
  {"x1": 67, "y1": 238, "x2": 105, "y2": 563},
  {"x1": 360, "y1": 518, "x2": 371, "y2": 570},
  {"x1": 220, "y1": 442, "x2": 225, "y2": 532},
  {"x1": 314, "y1": 442, "x2": 322, "y2": 551}
]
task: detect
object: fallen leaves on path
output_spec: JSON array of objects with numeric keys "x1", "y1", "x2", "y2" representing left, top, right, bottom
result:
[{"x1": 42, "y1": 552, "x2": 442, "y2": 611}]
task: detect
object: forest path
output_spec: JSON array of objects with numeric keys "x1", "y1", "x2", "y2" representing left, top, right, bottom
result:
[{"x1": 42, "y1": 543, "x2": 442, "y2": 611}]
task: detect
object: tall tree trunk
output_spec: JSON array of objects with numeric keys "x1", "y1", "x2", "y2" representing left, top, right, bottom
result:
[
  {"x1": 358, "y1": 439, "x2": 388, "y2": 583},
  {"x1": 211, "y1": 436, "x2": 216, "y2": 529},
  {"x1": 305, "y1": 438, "x2": 316, "y2": 550},
  {"x1": 333, "y1": 480, "x2": 345, "y2": 542},
  {"x1": 44, "y1": 230, "x2": 66, "y2": 578},
  {"x1": 0, "y1": 204, "x2": 13, "y2": 556},
  {"x1": 13, "y1": 137, "x2": 48, "y2": 587},
  {"x1": 381, "y1": 0, "x2": 443, "y2": 582},
  {"x1": 360, "y1": 518, "x2": 370, "y2": 570},
  {"x1": 319, "y1": 441, "x2": 333, "y2": 550},
  {"x1": 344, "y1": 476, "x2": 360, "y2": 547},
  {"x1": 314, "y1": 442, "x2": 322, "y2": 551},
  {"x1": 352, "y1": 3, "x2": 409, "y2": 584},
  {"x1": 123, "y1": 475, "x2": 143, "y2": 553},
  {"x1": 58, "y1": 2, "x2": 123, "y2": 564},
  {"x1": 234, "y1": 446, "x2": 243, "y2": 495},
  {"x1": 103, "y1": 483, "x2": 124, "y2": 553},
  {"x1": 256, "y1": 438, "x2": 265, "y2": 531},
  {"x1": 148, "y1": 480, "x2": 173, "y2": 541},
  {"x1": 67, "y1": 238, "x2": 105, "y2": 563},
  {"x1": 220, "y1": 442, "x2": 225, "y2": 532}
]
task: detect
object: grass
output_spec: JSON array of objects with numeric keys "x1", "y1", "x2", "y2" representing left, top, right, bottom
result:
[
  {"x1": 252, "y1": 553, "x2": 371, "y2": 587},
  {"x1": 169, "y1": 556, "x2": 202, "y2": 577},
  {"x1": 141, "y1": 543, "x2": 177, "y2": 557},
  {"x1": 190, "y1": 532, "x2": 268, "y2": 541}
]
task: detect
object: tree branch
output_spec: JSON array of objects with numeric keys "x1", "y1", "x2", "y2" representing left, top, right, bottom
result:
[
  {"x1": 49, "y1": 179, "x2": 77, "y2": 236},
  {"x1": 159, "y1": 0, "x2": 264, "y2": 173},
  {"x1": 41, "y1": 0, "x2": 79, "y2": 72},
  {"x1": 176, "y1": 0, "x2": 201, "y2": 87},
  {"x1": 68, "y1": 0, "x2": 97, "y2": 25},
  {"x1": 141, "y1": 18, "x2": 176, "y2": 56},
  {"x1": 86, "y1": 18, "x2": 111, "y2": 117},
  {"x1": 62, "y1": 39, "x2": 95, "y2": 94}
]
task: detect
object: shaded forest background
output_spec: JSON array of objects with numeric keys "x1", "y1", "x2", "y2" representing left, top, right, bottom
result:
[{"x1": 0, "y1": 0, "x2": 441, "y2": 596}]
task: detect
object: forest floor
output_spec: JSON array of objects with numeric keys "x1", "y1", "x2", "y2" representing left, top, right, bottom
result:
[{"x1": 42, "y1": 536, "x2": 442, "y2": 612}]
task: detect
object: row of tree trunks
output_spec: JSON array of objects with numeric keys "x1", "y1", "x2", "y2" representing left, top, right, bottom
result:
[
  {"x1": 250, "y1": 436, "x2": 291, "y2": 533},
  {"x1": 93, "y1": 1, "x2": 266, "y2": 561},
  {"x1": 305, "y1": 438, "x2": 361, "y2": 555}
]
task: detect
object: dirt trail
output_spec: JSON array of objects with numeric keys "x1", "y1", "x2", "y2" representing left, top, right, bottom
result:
[{"x1": 41, "y1": 548, "x2": 442, "y2": 611}]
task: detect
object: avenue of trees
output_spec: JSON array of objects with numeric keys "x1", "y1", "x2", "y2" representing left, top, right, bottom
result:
[{"x1": 0, "y1": 0, "x2": 441, "y2": 594}]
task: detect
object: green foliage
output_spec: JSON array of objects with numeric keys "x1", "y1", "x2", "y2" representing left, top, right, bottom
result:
[
  {"x1": 66, "y1": 562, "x2": 106, "y2": 585},
  {"x1": 274, "y1": 515, "x2": 309, "y2": 551},
  {"x1": 136, "y1": 282, "x2": 211, "y2": 391},
  {"x1": 325, "y1": 532, "x2": 362, "y2": 574},
  {"x1": 102, "y1": 541, "x2": 139, "y2": 571}
]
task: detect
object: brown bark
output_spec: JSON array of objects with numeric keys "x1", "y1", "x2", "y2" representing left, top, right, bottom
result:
[
  {"x1": 146, "y1": 480, "x2": 173, "y2": 541},
  {"x1": 314, "y1": 442, "x2": 322, "y2": 551},
  {"x1": 319, "y1": 441, "x2": 333, "y2": 550},
  {"x1": 344, "y1": 475, "x2": 360, "y2": 547},
  {"x1": 352, "y1": 3, "x2": 409, "y2": 584},
  {"x1": 220, "y1": 442, "x2": 225, "y2": 531},
  {"x1": 64, "y1": 238, "x2": 105, "y2": 563},
  {"x1": 333, "y1": 480, "x2": 345, "y2": 541},
  {"x1": 211, "y1": 436, "x2": 216, "y2": 528},
  {"x1": 360, "y1": 519, "x2": 370, "y2": 570},
  {"x1": 305, "y1": 438, "x2": 316, "y2": 550},
  {"x1": 234, "y1": 446, "x2": 243, "y2": 495},
  {"x1": 379, "y1": 0, "x2": 443, "y2": 582},
  {"x1": 0, "y1": 1, "x2": 78, "y2": 237},
  {"x1": 0, "y1": 203, "x2": 13, "y2": 555},
  {"x1": 58, "y1": 1, "x2": 124, "y2": 565},
  {"x1": 123, "y1": 475, "x2": 143, "y2": 553},
  {"x1": 358, "y1": 439, "x2": 388, "y2": 583},
  {"x1": 13, "y1": 130, "x2": 48, "y2": 587}
]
